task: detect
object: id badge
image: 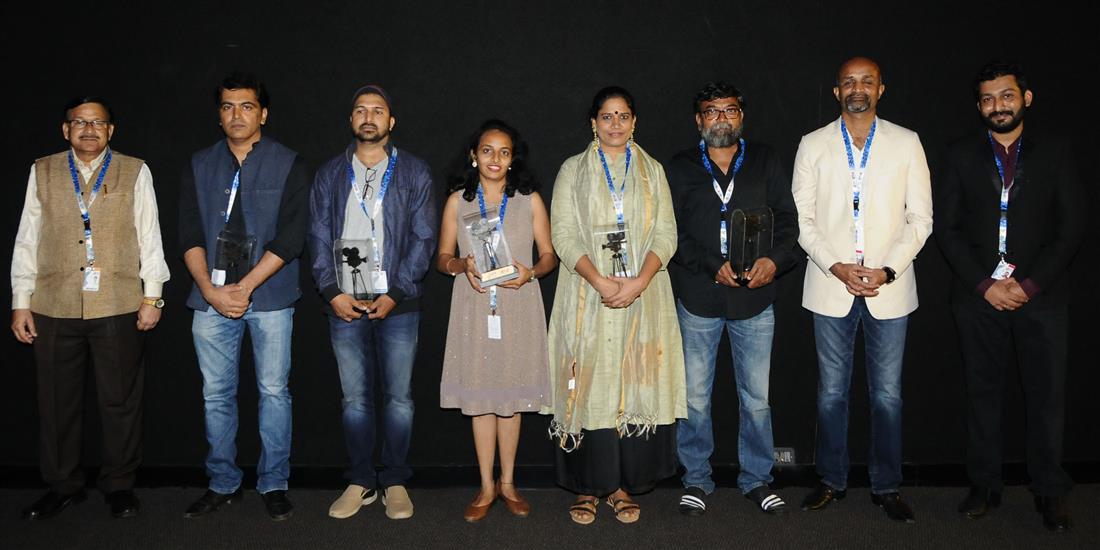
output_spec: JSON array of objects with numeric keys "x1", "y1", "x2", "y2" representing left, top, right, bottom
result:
[
  {"x1": 82, "y1": 267, "x2": 101, "y2": 292},
  {"x1": 991, "y1": 258, "x2": 1016, "y2": 280},
  {"x1": 719, "y1": 220, "x2": 728, "y2": 256},
  {"x1": 211, "y1": 269, "x2": 227, "y2": 287},
  {"x1": 370, "y1": 270, "x2": 389, "y2": 294},
  {"x1": 487, "y1": 314, "x2": 502, "y2": 340}
]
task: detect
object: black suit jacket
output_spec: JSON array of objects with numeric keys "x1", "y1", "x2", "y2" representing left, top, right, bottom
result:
[
  {"x1": 667, "y1": 141, "x2": 800, "y2": 319},
  {"x1": 935, "y1": 128, "x2": 1086, "y2": 308}
]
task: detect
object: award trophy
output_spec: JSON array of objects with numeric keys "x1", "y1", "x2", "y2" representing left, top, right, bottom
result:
[
  {"x1": 728, "y1": 207, "x2": 774, "y2": 285},
  {"x1": 335, "y1": 238, "x2": 383, "y2": 300},
  {"x1": 462, "y1": 211, "x2": 518, "y2": 287},
  {"x1": 593, "y1": 223, "x2": 635, "y2": 278},
  {"x1": 213, "y1": 229, "x2": 257, "y2": 286}
]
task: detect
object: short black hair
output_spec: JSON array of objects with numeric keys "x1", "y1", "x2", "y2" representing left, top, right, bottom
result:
[
  {"x1": 447, "y1": 119, "x2": 539, "y2": 202},
  {"x1": 215, "y1": 71, "x2": 270, "y2": 108},
  {"x1": 63, "y1": 96, "x2": 113, "y2": 122},
  {"x1": 588, "y1": 86, "x2": 636, "y2": 121},
  {"x1": 973, "y1": 61, "x2": 1028, "y2": 101},
  {"x1": 694, "y1": 81, "x2": 745, "y2": 113}
]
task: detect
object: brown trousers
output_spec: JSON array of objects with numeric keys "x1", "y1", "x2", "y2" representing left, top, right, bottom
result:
[{"x1": 33, "y1": 312, "x2": 145, "y2": 493}]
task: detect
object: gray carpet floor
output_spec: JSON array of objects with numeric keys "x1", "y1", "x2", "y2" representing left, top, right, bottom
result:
[{"x1": 1, "y1": 485, "x2": 1096, "y2": 549}]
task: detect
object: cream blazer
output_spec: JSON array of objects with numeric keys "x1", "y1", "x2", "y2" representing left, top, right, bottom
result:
[{"x1": 792, "y1": 117, "x2": 933, "y2": 320}]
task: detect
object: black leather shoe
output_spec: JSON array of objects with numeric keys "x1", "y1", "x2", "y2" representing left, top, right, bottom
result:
[
  {"x1": 801, "y1": 483, "x2": 846, "y2": 511},
  {"x1": 261, "y1": 490, "x2": 293, "y2": 521},
  {"x1": 1034, "y1": 495, "x2": 1071, "y2": 532},
  {"x1": 958, "y1": 486, "x2": 1001, "y2": 519},
  {"x1": 105, "y1": 490, "x2": 140, "y2": 518},
  {"x1": 22, "y1": 489, "x2": 87, "y2": 520},
  {"x1": 871, "y1": 492, "x2": 916, "y2": 523},
  {"x1": 183, "y1": 488, "x2": 243, "y2": 518}
]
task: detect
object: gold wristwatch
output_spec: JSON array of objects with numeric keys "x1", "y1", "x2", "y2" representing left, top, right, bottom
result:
[{"x1": 143, "y1": 297, "x2": 165, "y2": 309}]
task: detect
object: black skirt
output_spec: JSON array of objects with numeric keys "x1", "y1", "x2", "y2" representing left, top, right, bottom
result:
[{"x1": 554, "y1": 424, "x2": 678, "y2": 497}]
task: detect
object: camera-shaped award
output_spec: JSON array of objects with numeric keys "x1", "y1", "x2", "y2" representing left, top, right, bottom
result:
[
  {"x1": 728, "y1": 207, "x2": 774, "y2": 285},
  {"x1": 335, "y1": 238, "x2": 383, "y2": 300},
  {"x1": 462, "y1": 211, "x2": 518, "y2": 287},
  {"x1": 213, "y1": 229, "x2": 257, "y2": 286},
  {"x1": 593, "y1": 223, "x2": 635, "y2": 278}
]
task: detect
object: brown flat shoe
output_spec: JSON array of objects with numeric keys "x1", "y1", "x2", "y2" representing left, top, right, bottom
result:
[
  {"x1": 607, "y1": 494, "x2": 640, "y2": 524},
  {"x1": 496, "y1": 481, "x2": 530, "y2": 517},
  {"x1": 464, "y1": 489, "x2": 496, "y2": 523},
  {"x1": 569, "y1": 497, "x2": 598, "y2": 525}
]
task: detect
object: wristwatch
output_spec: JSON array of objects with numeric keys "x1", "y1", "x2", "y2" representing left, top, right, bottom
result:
[
  {"x1": 881, "y1": 266, "x2": 896, "y2": 285},
  {"x1": 143, "y1": 297, "x2": 165, "y2": 309}
]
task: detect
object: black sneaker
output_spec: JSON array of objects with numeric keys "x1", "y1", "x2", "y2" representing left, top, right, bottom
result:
[
  {"x1": 183, "y1": 488, "x2": 243, "y2": 518},
  {"x1": 261, "y1": 490, "x2": 293, "y2": 521},
  {"x1": 746, "y1": 486, "x2": 788, "y2": 515},
  {"x1": 678, "y1": 486, "x2": 707, "y2": 516}
]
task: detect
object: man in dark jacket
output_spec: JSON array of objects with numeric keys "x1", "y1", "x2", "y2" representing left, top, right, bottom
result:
[
  {"x1": 179, "y1": 73, "x2": 310, "y2": 521},
  {"x1": 667, "y1": 81, "x2": 800, "y2": 517},
  {"x1": 936, "y1": 61, "x2": 1085, "y2": 532},
  {"x1": 309, "y1": 85, "x2": 437, "y2": 521}
]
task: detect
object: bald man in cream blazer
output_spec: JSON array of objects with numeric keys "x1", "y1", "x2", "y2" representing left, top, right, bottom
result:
[{"x1": 792, "y1": 57, "x2": 932, "y2": 523}]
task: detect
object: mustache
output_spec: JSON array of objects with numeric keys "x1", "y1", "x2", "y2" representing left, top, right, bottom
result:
[{"x1": 988, "y1": 110, "x2": 1013, "y2": 118}]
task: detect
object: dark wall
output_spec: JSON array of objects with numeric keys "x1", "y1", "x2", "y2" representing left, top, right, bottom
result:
[{"x1": 1, "y1": 2, "x2": 1096, "y2": 473}]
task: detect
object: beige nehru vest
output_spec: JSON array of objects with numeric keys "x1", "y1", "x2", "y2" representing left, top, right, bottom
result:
[{"x1": 31, "y1": 150, "x2": 144, "y2": 319}]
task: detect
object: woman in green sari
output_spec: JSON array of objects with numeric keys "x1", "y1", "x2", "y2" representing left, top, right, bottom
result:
[{"x1": 544, "y1": 86, "x2": 686, "y2": 524}]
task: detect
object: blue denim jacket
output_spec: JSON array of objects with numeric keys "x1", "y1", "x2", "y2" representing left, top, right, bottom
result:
[{"x1": 309, "y1": 141, "x2": 437, "y2": 315}]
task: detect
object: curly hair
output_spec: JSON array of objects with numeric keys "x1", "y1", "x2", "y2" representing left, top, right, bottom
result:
[{"x1": 447, "y1": 119, "x2": 539, "y2": 202}]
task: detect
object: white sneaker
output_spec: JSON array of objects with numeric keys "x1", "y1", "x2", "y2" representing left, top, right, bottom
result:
[
  {"x1": 328, "y1": 484, "x2": 377, "y2": 519},
  {"x1": 382, "y1": 485, "x2": 414, "y2": 519}
]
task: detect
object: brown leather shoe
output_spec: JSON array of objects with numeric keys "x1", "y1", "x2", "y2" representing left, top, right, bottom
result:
[
  {"x1": 497, "y1": 481, "x2": 530, "y2": 517},
  {"x1": 463, "y1": 488, "x2": 496, "y2": 523}
]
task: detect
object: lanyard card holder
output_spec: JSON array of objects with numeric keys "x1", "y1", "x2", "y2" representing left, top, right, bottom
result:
[
  {"x1": 593, "y1": 222, "x2": 635, "y2": 278},
  {"x1": 462, "y1": 210, "x2": 518, "y2": 288},
  {"x1": 729, "y1": 207, "x2": 774, "y2": 285},
  {"x1": 213, "y1": 229, "x2": 256, "y2": 286},
  {"x1": 335, "y1": 238, "x2": 385, "y2": 300}
]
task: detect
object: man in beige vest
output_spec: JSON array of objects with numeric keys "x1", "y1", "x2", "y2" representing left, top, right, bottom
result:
[{"x1": 10, "y1": 97, "x2": 170, "y2": 520}]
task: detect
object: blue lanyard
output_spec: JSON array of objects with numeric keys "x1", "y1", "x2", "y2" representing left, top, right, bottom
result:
[
  {"x1": 224, "y1": 169, "x2": 240, "y2": 223},
  {"x1": 699, "y1": 138, "x2": 745, "y2": 212},
  {"x1": 67, "y1": 149, "x2": 113, "y2": 266},
  {"x1": 477, "y1": 183, "x2": 509, "y2": 313},
  {"x1": 597, "y1": 144, "x2": 632, "y2": 228},
  {"x1": 840, "y1": 118, "x2": 876, "y2": 263},
  {"x1": 988, "y1": 133, "x2": 1022, "y2": 257},
  {"x1": 347, "y1": 149, "x2": 399, "y2": 267}
]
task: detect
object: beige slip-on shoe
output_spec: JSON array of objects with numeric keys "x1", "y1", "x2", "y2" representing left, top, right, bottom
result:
[
  {"x1": 328, "y1": 484, "x2": 378, "y2": 519},
  {"x1": 382, "y1": 485, "x2": 414, "y2": 519}
]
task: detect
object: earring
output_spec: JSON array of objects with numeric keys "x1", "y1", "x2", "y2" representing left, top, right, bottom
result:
[
  {"x1": 507, "y1": 166, "x2": 512, "y2": 171},
  {"x1": 592, "y1": 125, "x2": 600, "y2": 151},
  {"x1": 472, "y1": 160, "x2": 478, "y2": 168}
]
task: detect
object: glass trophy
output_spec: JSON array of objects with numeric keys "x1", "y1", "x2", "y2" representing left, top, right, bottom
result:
[
  {"x1": 213, "y1": 229, "x2": 256, "y2": 285},
  {"x1": 593, "y1": 223, "x2": 635, "y2": 278},
  {"x1": 728, "y1": 207, "x2": 774, "y2": 285},
  {"x1": 462, "y1": 211, "x2": 518, "y2": 287},
  {"x1": 335, "y1": 238, "x2": 383, "y2": 300}
]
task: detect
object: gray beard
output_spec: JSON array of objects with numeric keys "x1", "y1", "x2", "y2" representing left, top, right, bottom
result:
[{"x1": 701, "y1": 122, "x2": 743, "y2": 148}]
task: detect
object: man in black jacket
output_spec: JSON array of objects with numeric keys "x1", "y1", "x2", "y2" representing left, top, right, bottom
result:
[
  {"x1": 667, "y1": 81, "x2": 800, "y2": 517},
  {"x1": 936, "y1": 61, "x2": 1086, "y2": 532}
]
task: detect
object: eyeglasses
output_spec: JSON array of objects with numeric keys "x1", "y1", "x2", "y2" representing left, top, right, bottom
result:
[
  {"x1": 68, "y1": 119, "x2": 110, "y2": 129},
  {"x1": 700, "y1": 106, "x2": 742, "y2": 120}
]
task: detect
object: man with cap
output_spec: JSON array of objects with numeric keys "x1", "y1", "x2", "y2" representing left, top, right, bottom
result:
[{"x1": 309, "y1": 85, "x2": 437, "y2": 520}]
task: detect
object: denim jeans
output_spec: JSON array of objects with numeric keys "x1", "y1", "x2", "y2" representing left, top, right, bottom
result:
[
  {"x1": 192, "y1": 306, "x2": 294, "y2": 495},
  {"x1": 329, "y1": 311, "x2": 419, "y2": 489},
  {"x1": 676, "y1": 301, "x2": 776, "y2": 494},
  {"x1": 812, "y1": 297, "x2": 907, "y2": 494}
]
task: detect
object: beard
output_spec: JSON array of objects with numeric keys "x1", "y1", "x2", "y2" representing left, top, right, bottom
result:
[
  {"x1": 701, "y1": 121, "x2": 743, "y2": 148},
  {"x1": 354, "y1": 123, "x2": 390, "y2": 143},
  {"x1": 983, "y1": 106, "x2": 1026, "y2": 134},
  {"x1": 843, "y1": 93, "x2": 872, "y2": 113}
]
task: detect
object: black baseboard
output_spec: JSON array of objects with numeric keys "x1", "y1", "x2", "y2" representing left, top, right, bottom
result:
[{"x1": 2, "y1": 461, "x2": 1097, "y2": 491}]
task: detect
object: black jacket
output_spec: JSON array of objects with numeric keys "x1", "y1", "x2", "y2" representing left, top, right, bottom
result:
[
  {"x1": 667, "y1": 141, "x2": 800, "y2": 319},
  {"x1": 935, "y1": 129, "x2": 1086, "y2": 308}
]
